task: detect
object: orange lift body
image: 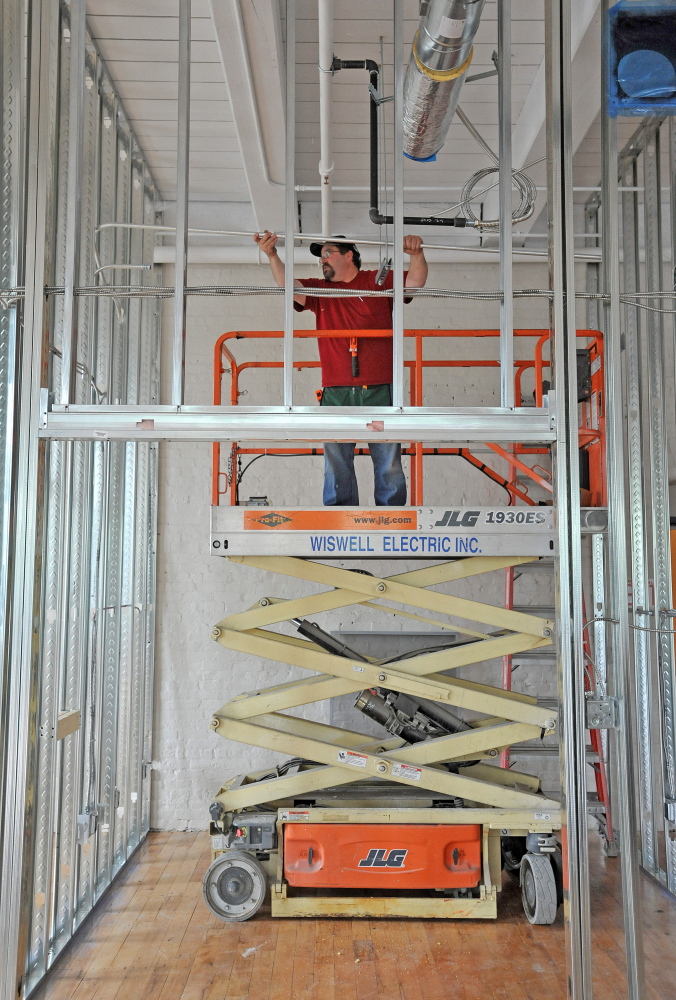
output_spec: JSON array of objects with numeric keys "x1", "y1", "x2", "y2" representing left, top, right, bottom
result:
[{"x1": 283, "y1": 824, "x2": 482, "y2": 890}]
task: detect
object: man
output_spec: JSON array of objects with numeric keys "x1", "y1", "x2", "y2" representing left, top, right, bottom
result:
[{"x1": 253, "y1": 230, "x2": 428, "y2": 506}]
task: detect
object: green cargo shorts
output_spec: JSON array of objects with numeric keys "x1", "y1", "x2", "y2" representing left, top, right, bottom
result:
[{"x1": 320, "y1": 384, "x2": 392, "y2": 406}]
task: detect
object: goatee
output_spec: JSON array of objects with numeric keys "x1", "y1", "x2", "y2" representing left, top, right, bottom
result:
[{"x1": 322, "y1": 264, "x2": 335, "y2": 281}]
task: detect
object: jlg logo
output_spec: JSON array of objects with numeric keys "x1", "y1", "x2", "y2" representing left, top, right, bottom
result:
[
  {"x1": 434, "y1": 510, "x2": 480, "y2": 527},
  {"x1": 358, "y1": 848, "x2": 408, "y2": 868}
]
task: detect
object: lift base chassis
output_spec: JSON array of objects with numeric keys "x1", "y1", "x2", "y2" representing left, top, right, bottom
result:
[{"x1": 209, "y1": 799, "x2": 561, "y2": 920}]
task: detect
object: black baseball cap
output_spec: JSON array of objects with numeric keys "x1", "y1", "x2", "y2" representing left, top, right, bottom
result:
[{"x1": 309, "y1": 235, "x2": 361, "y2": 267}]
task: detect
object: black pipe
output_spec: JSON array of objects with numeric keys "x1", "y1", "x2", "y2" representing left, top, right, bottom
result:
[{"x1": 330, "y1": 57, "x2": 471, "y2": 229}]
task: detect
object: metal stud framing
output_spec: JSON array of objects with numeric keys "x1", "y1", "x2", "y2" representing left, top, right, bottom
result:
[
  {"x1": 545, "y1": 0, "x2": 593, "y2": 994},
  {"x1": 0, "y1": 4, "x2": 161, "y2": 994},
  {"x1": 596, "y1": 112, "x2": 676, "y2": 901},
  {"x1": 1, "y1": 0, "x2": 672, "y2": 997},
  {"x1": 0, "y1": 0, "x2": 26, "y2": 992},
  {"x1": 600, "y1": 7, "x2": 646, "y2": 995}
]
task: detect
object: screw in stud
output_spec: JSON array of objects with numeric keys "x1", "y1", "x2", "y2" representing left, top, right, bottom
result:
[
  {"x1": 212, "y1": 628, "x2": 221, "y2": 638},
  {"x1": 542, "y1": 628, "x2": 552, "y2": 638},
  {"x1": 376, "y1": 583, "x2": 386, "y2": 592},
  {"x1": 376, "y1": 762, "x2": 388, "y2": 773},
  {"x1": 378, "y1": 673, "x2": 387, "y2": 682}
]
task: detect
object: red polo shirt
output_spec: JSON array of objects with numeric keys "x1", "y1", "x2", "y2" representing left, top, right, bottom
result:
[{"x1": 294, "y1": 269, "x2": 408, "y2": 387}]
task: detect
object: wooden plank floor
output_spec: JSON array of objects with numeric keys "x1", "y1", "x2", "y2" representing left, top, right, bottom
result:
[{"x1": 31, "y1": 831, "x2": 676, "y2": 1000}]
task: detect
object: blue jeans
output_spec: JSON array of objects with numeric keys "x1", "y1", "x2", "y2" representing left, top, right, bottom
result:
[{"x1": 321, "y1": 384, "x2": 407, "y2": 507}]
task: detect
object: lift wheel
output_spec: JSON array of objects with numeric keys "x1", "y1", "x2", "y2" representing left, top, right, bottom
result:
[
  {"x1": 203, "y1": 850, "x2": 267, "y2": 922},
  {"x1": 520, "y1": 852, "x2": 558, "y2": 925}
]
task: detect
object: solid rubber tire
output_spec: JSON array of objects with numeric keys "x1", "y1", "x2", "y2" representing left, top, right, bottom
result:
[
  {"x1": 203, "y1": 851, "x2": 267, "y2": 922},
  {"x1": 520, "y1": 852, "x2": 558, "y2": 925}
]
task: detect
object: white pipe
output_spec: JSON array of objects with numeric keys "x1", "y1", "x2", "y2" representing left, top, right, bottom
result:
[
  {"x1": 153, "y1": 246, "x2": 601, "y2": 265},
  {"x1": 318, "y1": 0, "x2": 334, "y2": 237}
]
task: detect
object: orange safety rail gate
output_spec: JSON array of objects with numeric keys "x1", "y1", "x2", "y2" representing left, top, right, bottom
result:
[
  {"x1": 211, "y1": 327, "x2": 612, "y2": 846},
  {"x1": 211, "y1": 328, "x2": 605, "y2": 510}
]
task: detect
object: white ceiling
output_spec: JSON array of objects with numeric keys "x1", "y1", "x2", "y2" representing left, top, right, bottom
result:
[
  {"x1": 88, "y1": 0, "x2": 249, "y2": 203},
  {"x1": 85, "y1": 0, "x2": 652, "y2": 252}
]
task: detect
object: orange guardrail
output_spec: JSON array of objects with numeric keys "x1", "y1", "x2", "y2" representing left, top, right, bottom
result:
[{"x1": 212, "y1": 328, "x2": 604, "y2": 508}]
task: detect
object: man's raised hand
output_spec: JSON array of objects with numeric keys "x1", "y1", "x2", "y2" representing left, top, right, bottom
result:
[
  {"x1": 403, "y1": 235, "x2": 424, "y2": 256},
  {"x1": 254, "y1": 230, "x2": 278, "y2": 257}
]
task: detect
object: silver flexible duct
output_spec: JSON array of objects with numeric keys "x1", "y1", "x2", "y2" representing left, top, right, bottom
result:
[{"x1": 403, "y1": 0, "x2": 486, "y2": 161}]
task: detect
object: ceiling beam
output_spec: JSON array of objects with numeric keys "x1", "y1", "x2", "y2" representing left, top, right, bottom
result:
[{"x1": 208, "y1": 0, "x2": 285, "y2": 230}]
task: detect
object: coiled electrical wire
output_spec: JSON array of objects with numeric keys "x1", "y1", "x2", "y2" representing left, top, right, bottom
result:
[{"x1": 460, "y1": 166, "x2": 538, "y2": 230}]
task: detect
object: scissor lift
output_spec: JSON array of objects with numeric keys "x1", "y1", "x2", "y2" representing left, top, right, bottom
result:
[
  {"x1": 201, "y1": 325, "x2": 611, "y2": 924},
  {"x1": 203, "y1": 508, "x2": 564, "y2": 923}
]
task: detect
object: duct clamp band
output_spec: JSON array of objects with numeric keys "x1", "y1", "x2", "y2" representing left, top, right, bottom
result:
[{"x1": 412, "y1": 33, "x2": 474, "y2": 83}]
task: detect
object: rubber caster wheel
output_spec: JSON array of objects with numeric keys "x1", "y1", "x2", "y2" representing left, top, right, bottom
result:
[
  {"x1": 520, "y1": 852, "x2": 558, "y2": 925},
  {"x1": 203, "y1": 851, "x2": 267, "y2": 922}
]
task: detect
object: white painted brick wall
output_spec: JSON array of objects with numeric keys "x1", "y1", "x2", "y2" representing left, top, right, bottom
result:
[{"x1": 152, "y1": 261, "x2": 571, "y2": 829}]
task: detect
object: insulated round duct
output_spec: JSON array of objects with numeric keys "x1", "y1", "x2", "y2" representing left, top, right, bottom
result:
[{"x1": 403, "y1": 0, "x2": 486, "y2": 161}]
